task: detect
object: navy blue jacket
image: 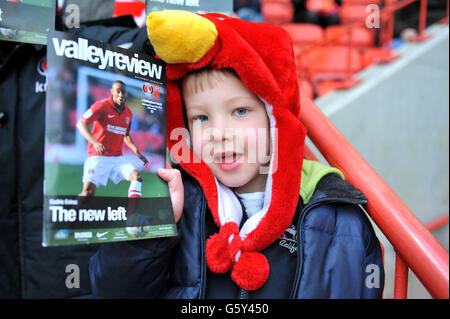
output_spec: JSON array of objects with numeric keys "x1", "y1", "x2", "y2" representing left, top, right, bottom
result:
[{"x1": 89, "y1": 171, "x2": 384, "y2": 298}]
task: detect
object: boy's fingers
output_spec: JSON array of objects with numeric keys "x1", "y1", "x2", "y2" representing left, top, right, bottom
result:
[
  {"x1": 157, "y1": 168, "x2": 179, "y2": 182},
  {"x1": 157, "y1": 167, "x2": 184, "y2": 223}
]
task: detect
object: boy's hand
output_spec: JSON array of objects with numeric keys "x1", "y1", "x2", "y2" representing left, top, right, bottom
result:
[{"x1": 157, "y1": 167, "x2": 184, "y2": 223}]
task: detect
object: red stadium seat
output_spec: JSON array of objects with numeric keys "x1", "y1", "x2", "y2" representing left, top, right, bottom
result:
[
  {"x1": 325, "y1": 25, "x2": 375, "y2": 49},
  {"x1": 339, "y1": 5, "x2": 367, "y2": 25},
  {"x1": 341, "y1": 0, "x2": 382, "y2": 5},
  {"x1": 260, "y1": 0, "x2": 292, "y2": 3},
  {"x1": 362, "y1": 47, "x2": 399, "y2": 67},
  {"x1": 306, "y1": 0, "x2": 337, "y2": 12},
  {"x1": 299, "y1": 45, "x2": 363, "y2": 82},
  {"x1": 315, "y1": 80, "x2": 340, "y2": 97},
  {"x1": 282, "y1": 23, "x2": 324, "y2": 53},
  {"x1": 261, "y1": 2, "x2": 294, "y2": 25}
]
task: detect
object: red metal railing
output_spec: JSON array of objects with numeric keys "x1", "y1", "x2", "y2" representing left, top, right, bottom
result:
[
  {"x1": 427, "y1": 214, "x2": 450, "y2": 232},
  {"x1": 270, "y1": 0, "x2": 449, "y2": 299},
  {"x1": 300, "y1": 93, "x2": 449, "y2": 299},
  {"x1": 394, "y1": 253, "x2": 409, "y2": 299},
  {"x1": 393, "y1": 214, "x2": 449, "y2": 298}
]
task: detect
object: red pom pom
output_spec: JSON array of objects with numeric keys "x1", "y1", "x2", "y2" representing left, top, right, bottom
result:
[
  {"x1": 231, "y1": 251, "x2": 269, "y2": 291},
  {"x1": 205, "y1": 222, "x2": 241, "y2": 274},
  {"x1": 206, "y1": 233, "x2": 232, "y2": 273}
]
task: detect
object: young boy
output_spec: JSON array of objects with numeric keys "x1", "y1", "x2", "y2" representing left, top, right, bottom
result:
[{"x1": 89, "y1": 10, "x2": 384, "y2": 298}]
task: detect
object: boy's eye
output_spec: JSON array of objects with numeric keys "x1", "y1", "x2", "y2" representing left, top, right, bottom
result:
[
  {"x1": 234, "y1": 108, "x2": 248, "y2": 116},
  {"x1": 193, "y1": 115, "x2": 208, "y2": 122}
]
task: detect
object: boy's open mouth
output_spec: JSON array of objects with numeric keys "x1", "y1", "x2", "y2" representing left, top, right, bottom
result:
[
  {"x1": 214, "y1": 152, "x2": 243, "y2": 171},
  {"x1": 214, "y1": 152, "x2": 240, "y2": 163}
]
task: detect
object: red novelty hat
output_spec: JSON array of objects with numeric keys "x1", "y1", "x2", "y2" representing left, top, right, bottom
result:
[{"x1": 147, "y1": 10, "x2": 307, "y2": 291}]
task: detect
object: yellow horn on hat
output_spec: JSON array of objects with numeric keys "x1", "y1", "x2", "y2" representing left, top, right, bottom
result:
[{"x1": 146, "y1": 10, "x2": 218, "y2": 64}]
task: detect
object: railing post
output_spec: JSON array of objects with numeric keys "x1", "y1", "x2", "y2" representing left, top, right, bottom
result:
[
  {"x1": 346, "y1": 26, "x2": 353, "y2": 82},
  {"x1": 394, "y1": 253, "x2": 409, "y2": 299},
  {"x1": 426, "y1": 214, "x2": 450, "y2": 232},
  {"x1": 411, "y1": 0, "x2": 432, "y2": 42}
]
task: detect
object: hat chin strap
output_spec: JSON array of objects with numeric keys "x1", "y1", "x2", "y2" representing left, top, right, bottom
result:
[{"x1": 214, "y1": 175, "x2": 271, "y2": 241}]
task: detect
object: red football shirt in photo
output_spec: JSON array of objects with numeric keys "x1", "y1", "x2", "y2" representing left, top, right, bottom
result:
[{"x1": 82, "y1": 97, "x2": 133, "y2": 157}]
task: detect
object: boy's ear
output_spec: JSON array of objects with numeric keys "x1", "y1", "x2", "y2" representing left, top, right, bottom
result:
[{"x1": 146, "y1": 10, "x2": 218, "y2": 64}]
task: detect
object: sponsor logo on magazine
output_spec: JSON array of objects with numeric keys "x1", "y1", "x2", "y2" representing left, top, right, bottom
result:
[
  {"x1": 113, "y1": 230, "x2": 128, "y2": 239},
  {"x1": 96, "y1": 231, "x2": 109, "y2": 240},
  {"x1": 74, "y1": 231, "x2": 92, "y2": 239},
  {"x1": 54, "y1": 229, "x2": 71, "y2": 240}
]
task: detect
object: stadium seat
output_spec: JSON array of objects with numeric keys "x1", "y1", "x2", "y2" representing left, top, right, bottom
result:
[
  {"x1": 298, "y1": 45, "x2": 363, "y2": 83},
  {"x1": 339, "y1": 5, "x2": 367, "y2": 25},
  {"x1": 362, "y1": 47, "x2": 399, "y2": 67},
  {"x1": 341, "y1": 0, "x2": 382, "y2": 5},
  {"x1": 339, "y1": 0, "x2": 398, "y2": 26},
  {"x1": 282, "y1": 23, "x2": 324, "y2": 53},
  {"x1": 305, "y1": 0, "x2": 337, "y2": 12},
  {"x1": 315, "y1": 80, "x2": 340, "y2": 97},
  {"x1": 324, "y1": 25, "x2": 375, "y2": 49},
  {"x1": 261, "y1": 1, "x2": 294, "y2": 25},
  {"x1": 260, "y1": 0, "x2": 292, "y2": 3}
]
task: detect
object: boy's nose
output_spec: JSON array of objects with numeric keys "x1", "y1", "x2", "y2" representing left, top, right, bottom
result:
[{"x1": 210, "y1": 119, "x2": 233, "y2": 142}]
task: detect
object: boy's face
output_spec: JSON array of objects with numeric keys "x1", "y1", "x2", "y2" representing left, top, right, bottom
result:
[{"x1": 182, "y1": 71, "x2": 271, "y2": 193}]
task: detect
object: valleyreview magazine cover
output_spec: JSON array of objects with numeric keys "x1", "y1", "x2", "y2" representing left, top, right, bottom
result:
[{"x1": 42, "y1": 30, "x2": 176, "y2": 246}]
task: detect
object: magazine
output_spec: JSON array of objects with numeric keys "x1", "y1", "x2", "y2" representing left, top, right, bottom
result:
[
  {"x1": 146, "y1": 0, "x2": 233, "y2": 17},
  {"x1": 43, "y1": 30, "x2": 176, "y2": 246},
  {"x1": 0, "y1": 0, "x2": 55, "y2": 45}
]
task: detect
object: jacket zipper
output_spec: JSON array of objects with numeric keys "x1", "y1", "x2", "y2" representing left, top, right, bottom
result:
[
  {"x1": 289, "y1": 196, "x2": 366, "y2": 298},
  {"x1": 199, "y1": 192, "x2": 207, "y2": 299}
]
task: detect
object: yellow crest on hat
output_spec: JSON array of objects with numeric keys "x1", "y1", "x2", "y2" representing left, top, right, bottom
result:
[{"x1": 146, "y1": 10, "x2": 218, "y2": 64}]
